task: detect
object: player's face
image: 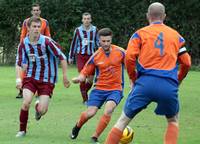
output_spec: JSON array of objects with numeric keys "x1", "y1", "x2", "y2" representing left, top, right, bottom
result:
[
  {"x1": 28, "y1": 21, "x2": 41, "y2": 37},
  {"x1": 31, "y1": 6, "x2": 41, "y2": 17},
  {"x1": 82, "y1": 15, "x2": 92, "y2": 27},
  {"x1": 99, "y1": 36, "x2": 112, "y2": 52}
]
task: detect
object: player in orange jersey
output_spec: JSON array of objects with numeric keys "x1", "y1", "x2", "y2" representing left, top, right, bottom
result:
[
  {"x1": 105, "y1": 2, "x2": 191, "y2": 144},
  {"x1": 69, "y1": 28, "x2": 125, "y2": 143},
  {"x1": 16, "y1": 3, "x2": 51, "y2": 98}
]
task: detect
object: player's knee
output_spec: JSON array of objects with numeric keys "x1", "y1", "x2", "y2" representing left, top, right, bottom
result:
[
  {"x1": 22, "y1": 102, "x2": 30, "y2": 110},
  {"x1": 104, "y1": 108, "x2": 115, "y2": 116},
  {"x1": 39, "y1": 106, "x2": 48, "y2": 115},
  {"x1": 86, "y1": 109, "x2": 97, "y2": 118},
  {"x1": 166, "y1": 114, "x2": 178, "y2": 123}
]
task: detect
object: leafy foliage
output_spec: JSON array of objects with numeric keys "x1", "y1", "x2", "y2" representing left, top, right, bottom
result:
[{"x1": 0, "y1": 0, "x2": 199, "y2": 65}]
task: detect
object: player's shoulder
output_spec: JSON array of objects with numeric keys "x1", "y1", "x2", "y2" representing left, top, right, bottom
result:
[
  {"x1": 22, "y1": 17, "x2": 30, "y2": 25},
  {"x1": 91, "y1": 25, "x2": 97, "y2": 30},
  {"x1": 112, "y1": 45, "x2": 125, "y2": 52},
  {"x1": 40, "y1": 17, "x2": 48, "y2": 22}
]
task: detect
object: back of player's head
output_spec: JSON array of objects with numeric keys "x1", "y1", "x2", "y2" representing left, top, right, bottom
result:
[
  {"x1": 27, "y1": 16, "x2": 41, "y2": 27},
  {"x1": 147, "y1": 2, "x2": 165, "y2": 19},
  {"x1": 98, "y1": 28, "x2": 113, "y2": 37}
]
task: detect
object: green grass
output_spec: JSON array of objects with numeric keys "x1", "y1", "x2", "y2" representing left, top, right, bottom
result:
[{"x1": 0, "y1": 66, "x2": 199, "y2": 144}]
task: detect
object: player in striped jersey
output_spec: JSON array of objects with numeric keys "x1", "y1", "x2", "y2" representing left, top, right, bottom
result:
[
  {"x1": 68, "y1": 12, "x2": 99, "y2": 104},
  {"x1": 16, "y1": 3, "x2": 51, "y2": 98},
  {"x1": 105, "y1": 2, "x2": 191, "y2": 144},
  {"x1": 15, "y1": 16, "x2": 70, "y2": 137}
]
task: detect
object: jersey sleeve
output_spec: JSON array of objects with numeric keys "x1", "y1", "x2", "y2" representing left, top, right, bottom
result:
[
  {"x1": 20, "y1": 20, "x2": 27, "y2": 42},
  {"x1": 16, "y1": 42, "x2": 26, "y2": 67},
  {"x1": 125, "y1": 32, "x2": 141, "y2": 82},
  {"x1": 178, "y1": 51, "x2": 191, "y2": 82},
  {"x1": 46, "y1": 38, "x2": 66, "y2": 60},
  {"x1": 81, "y1": 55, "x2": 95, "y2": 76},
  {"x1": 44, "y1": 20, "x2": 51, "y2": 37},
  {"x1": 68, "y1": 28, "x2": 78, "y2": 60}
]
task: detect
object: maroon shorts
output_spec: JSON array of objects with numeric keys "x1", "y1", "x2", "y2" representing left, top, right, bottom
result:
[
  {"x1": 22, "y1": 77, "x2": 55, "y2": 97},
  {"x1": 76, "y1": 54, "x2": 91, "y2": 72}
]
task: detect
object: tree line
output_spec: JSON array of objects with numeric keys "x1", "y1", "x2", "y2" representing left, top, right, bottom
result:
[{"x1": 0, "y1": 0, "x2": 199, "y2": 66}]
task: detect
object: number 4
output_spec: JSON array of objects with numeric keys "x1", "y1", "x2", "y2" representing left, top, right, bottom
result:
[{"x1": 154, "y1": 32, "x2": 164, "y2": 56}]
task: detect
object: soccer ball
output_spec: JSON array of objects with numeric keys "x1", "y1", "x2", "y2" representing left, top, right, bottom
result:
[{"x1": 120, "y1": 126, "x2": 134, "y2": 144}]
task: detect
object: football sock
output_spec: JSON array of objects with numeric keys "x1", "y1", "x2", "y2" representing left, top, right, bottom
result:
[
  {"x1": 77, "y1": 112, "x2": 88, "y2": 128},
  {"x1": 105, "y1": 127, "x2": 123, "y2": 144},
  {"x1": 19, "y1": 109, "x2": 29, "y2": 132},
  {"x1": 93, "y1": 114, "x2": 111, "y2": 138},
  {"x1": 164, "y1": 122, "x2": 179, "y2": 144}
]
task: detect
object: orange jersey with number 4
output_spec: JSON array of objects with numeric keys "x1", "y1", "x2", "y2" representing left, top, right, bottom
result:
[{"x1": 126, "y1": 22, "x2": 191, "y2": 83}]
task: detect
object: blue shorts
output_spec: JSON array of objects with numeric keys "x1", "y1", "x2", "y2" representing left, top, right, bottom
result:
[
  {"x1": 87, "y1": 89, "x2": 123, "y2": 108},
  {"x1": 124, "y1": 75, "x2": 179, "y2": 119}
]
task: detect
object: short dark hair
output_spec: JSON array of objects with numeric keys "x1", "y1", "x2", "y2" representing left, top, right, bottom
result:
[
  {"x1": 32, "y1": 3, "x2": 40, "y2": 8},
  {"x1": 82, "y1": 12, "x2": 91, "y2": 17},
  {"x1": 98, "y1": 28, "x2": 113, "y2": 37},
  {"x1": 27, "y1": 16, "x2": 41, "y2": 27}
]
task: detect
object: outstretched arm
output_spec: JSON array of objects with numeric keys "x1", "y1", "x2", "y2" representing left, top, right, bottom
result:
[{"x1": 60, "y1": 60, "x2": 70, "y2": 88}]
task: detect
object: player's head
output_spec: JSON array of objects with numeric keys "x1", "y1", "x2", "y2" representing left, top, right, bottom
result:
[
  {"x1": 82, "y1": 12, "x2": 92, "y2": 27},
  {"x1": 27, "y1": 16, "x2": 41, "y2": 37},
  {"x1": 146, "y1": 2, "x2": 166, "y2": 23},
  {"x1": 98, "y1": 28, "x2": 113, "y2": 52},
  {"x1": 31, "y1": 3, "x2": 41, "y2": 17}
]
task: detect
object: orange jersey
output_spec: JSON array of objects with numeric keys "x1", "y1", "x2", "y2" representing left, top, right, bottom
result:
[
  {"x1": 126, "y1": 22, "x2": 191, "y2": 83},
  {"x1": 20, "y1": 17, "x2": 51, "y2": 42},
  {"x1": 81, "y1": 45, "x2": 125, "y2": 91}
]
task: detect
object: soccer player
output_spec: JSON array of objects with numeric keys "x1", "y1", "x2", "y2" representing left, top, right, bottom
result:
[
  {"x1": 16, "y1": 3, "x2": 51, "y2": 98},
  {"x1": 69, "y1": 28, "x2": 125, "y2": 143},
  {"x1": 105, "y1": 2, "x2": 191, "y2": 144},
  {"x1": 15, "y1": 16, "x2": 70, "y2": 137},
  {"x1": 68, "y1": 12, "x2": 99, "y2": 104}
]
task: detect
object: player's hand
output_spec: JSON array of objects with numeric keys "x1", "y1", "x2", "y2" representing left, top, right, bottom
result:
[
  {"x1": 68, "y1": 59, "x2": 73, "y2": 65},
  {"x1": 63, "y1": 77, "x2": 70, "y2": 88},
  {"x1": 72, "y1": 77, "x2": 80, "y2": 83},
  {"x1": 86, "y1": 75, "x2": 94, "y2": 84},
  {"x1": 16, "y1": 78, "x2": 22, "y2": 89},
  {"x1": 72, "y1": 74, "x2": 86, "y2": 84}
]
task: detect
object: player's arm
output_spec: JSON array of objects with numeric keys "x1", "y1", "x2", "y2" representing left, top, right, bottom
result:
[
  {"x1": 15, "y1": 43, "x2": 25, "y2": 89},
  {"x1": 125, "y1": 33, "x2": 141, "y2": 83},
  {"x1": 47, "y1": 38, "x2": 70, "y2": 88},
  {"x1": 60, "y1": 59, "x2": 70, "y2": 88},
  {"x1": 20, "y1": 20, "x2": 27, "y2": 42},
  {"x1": 177, "y1": 47, "x2": 191, "y2": 83},
  {"x1": 95, "y1": 28, "x2": 99, "y2": 50},
  {"x1": 68, "y1": 29, "x2": 78, "y2": 64},
  {"x1": 72, "y1": 56, "x2": 95, "y2": 84}
]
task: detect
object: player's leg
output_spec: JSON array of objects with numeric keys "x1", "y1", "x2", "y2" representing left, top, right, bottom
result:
[
  {"x1": 152, "y1": 77, "x2": 179, "y2": 144},
  {"x1": 164, "y1": 114, "x2": 179, "y2": 144},
  {"x1": 91, "y1": 100, "x2": 117, "y2": 143},
  {"x1": 76, "y1": 54, "x2": 92, "y2": 103},
  {"x1": 16, "y1": 88, "x2": 34, "y2": 137},
  {"x1": 35, "y1": 82, "x2": 54, "y2": 121},
  {"x1": 105, "y1": 112, "x2": 131, "y2": 144},
  {"x1": 35, "y1": 95, "x2": 49, "y2": 121},
  {"x1": 105, "y1": 76, "x2": 151, "y2": 144},
  {"x1": 70, "y1": 106, "x2": 98, "y2": 139}
]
